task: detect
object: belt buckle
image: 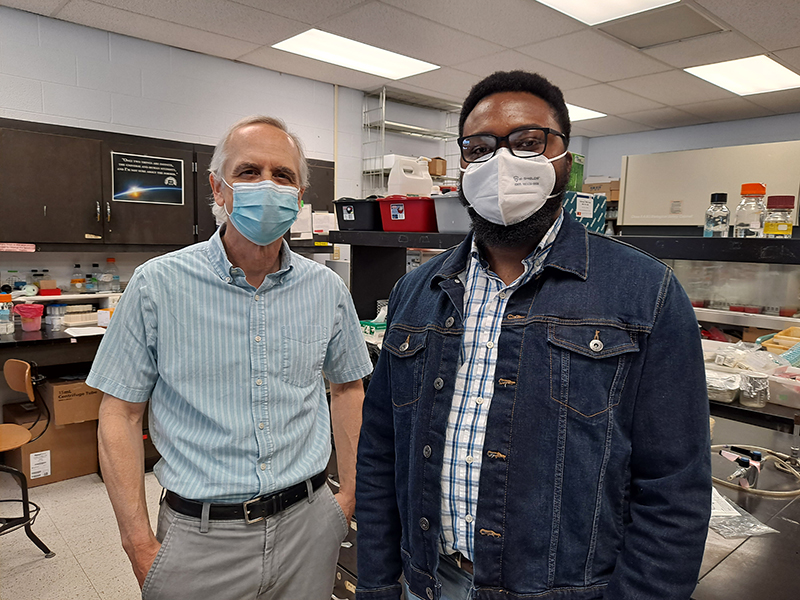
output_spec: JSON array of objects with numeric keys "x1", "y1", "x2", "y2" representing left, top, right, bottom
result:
[{"x1": 243, "y1": 495, "x2": 274, "y2": 524}]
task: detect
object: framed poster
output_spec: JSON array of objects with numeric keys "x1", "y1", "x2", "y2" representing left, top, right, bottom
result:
[{"x1": 111, "y1": 151, "x2": 184, "y2": 205}]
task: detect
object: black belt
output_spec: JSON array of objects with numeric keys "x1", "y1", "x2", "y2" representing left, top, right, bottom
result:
[{"x1": 165, "y1": 471, "x2": 327, "y2": 524}]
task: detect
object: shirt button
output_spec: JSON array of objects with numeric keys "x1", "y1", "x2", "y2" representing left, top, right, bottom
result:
[
  {"x1": 423, "y1": 445, "x2": 432, "y2": 459},
  {"x1": 433, "y1": 378, "x2": 444, "y2": 390},
  {"x1": 475, "y1": 397, "x2": 484, "y2": 405},
  {"x1": 499, "y1": 291, "x2": 507, "y2": 299},
  {"x1": 426, "y1": 587, "x2": 434, "y2": 600},
  {"x1": 258, "y1": 422, "x2": 265, "y2": 430},
  {"x1": 419, "y1": 517, "x2": 430, "y2": 531},
  {"x1": 256, "y1": 379, "x2": 263, "y2": 386},
  {"x1": 260, "y1": 463, "x2": 266, "y2": 471},
  {"x1": 466, "y1": 455, "x2": 474, "y2": 464},
  {"x1": 486, "y1": 341, "x2": 494, "y2": 349},
  {"x1": 465, "y1": 514, "x2": 474, "y2": 523},
  {"x1": 225, "y1": 277, "x2": 231, "y2": 282},
  {"x1": 254, "y1": 295, "x2": 260, "y2": 301},
  {"x1": 444, "y1": 316, "x2": 454, "y2": 328},
  {"x1": 255, "y1": 335, "x2": 262, "y2": 342}
]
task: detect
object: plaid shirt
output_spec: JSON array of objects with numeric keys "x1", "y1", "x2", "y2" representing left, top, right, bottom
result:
[{"x1": 440, "y1": 212, "x2": 564, "y2": 560}]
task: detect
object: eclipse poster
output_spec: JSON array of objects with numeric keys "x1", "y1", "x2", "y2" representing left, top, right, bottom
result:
[{"x1": 111, "y1": 152, "x2": 184, "y2": 205}]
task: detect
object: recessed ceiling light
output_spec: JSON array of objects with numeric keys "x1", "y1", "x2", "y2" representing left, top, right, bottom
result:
[
  {"x1": 272, "y1": 29, "x2": 439, "y2": 80},
  {"x1": 536, "y1": 0, "x2": 679, "y2": 26},
  {"x1": 685, "y1": 55, "x2": 800, "y2": 96},
  {"x1": 567, "y1": 103, "x2": 606, "y2": 121}
]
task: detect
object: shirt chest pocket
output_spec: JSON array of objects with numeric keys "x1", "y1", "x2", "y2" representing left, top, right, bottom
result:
[
  {"x1": 547, "y1": 324, "x2": 639, "y2": 419},
  {"x1": 384, "y1": 327, "x2": 428, "y2": 407},
  {"x1": 282, "y1": 325, "x2": 329, "y2": 388}
]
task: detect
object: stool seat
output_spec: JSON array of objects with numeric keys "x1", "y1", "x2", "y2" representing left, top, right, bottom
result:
[{"x1": 0, "y1": 423, "x2": 32, "y2": 453}]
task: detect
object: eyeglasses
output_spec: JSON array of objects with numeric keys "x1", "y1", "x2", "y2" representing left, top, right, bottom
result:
[{"x1": 458, "y1": 127, "x2": 567, "y2": 163}]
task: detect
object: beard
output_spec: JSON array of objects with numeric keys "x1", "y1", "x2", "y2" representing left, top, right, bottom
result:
[{"x1": 458, "y1": 160, "x2": 569, "y2": 249}]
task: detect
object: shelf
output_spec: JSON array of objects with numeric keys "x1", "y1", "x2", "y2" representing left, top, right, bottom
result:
[
  {"x1": 13, "y1": 293, "x2": 122, "y2": 302},
  {"x1": 619, "y1": 236, "x2": 800, "y2": 264},
  {"x1": 364, "y1": 120, "x2": 457, "y2": 140},
  {"x1": 330, "y1": 230, "x2": 466, "y2": 250},
  {"x1": 694, "y1": 308, "x2": 799, "y2": 329}
]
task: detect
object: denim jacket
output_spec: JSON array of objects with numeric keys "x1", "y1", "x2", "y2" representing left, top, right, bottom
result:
[{"x1": 356, "y1": 214, "x2": 711, "y2": 600}]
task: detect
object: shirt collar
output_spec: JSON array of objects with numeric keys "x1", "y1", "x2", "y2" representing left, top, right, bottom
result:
[{"x1": 205, "y1": 224, "x2": 294, "y2": 287}]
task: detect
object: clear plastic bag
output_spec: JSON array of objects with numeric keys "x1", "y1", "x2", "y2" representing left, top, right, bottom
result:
[{"x1": 709, "y1": 490, "x2": 778, "y2": 539}]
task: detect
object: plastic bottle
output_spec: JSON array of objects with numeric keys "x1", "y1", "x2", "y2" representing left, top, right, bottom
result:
[
  {"x1": 91, "y1": 263, "x2": 102, "y2": 291},
  {"x1": 103, "y1": 258, "x2": 120, "y2": 293},
  {"x1": 27, "y1": 269, "x2": 39, "y2": 285},
  {"x1": 0, "y1": 293, "x2": 14, "y2": 335},
  {"x1": 84, "y1": 273, "x2": 96, "y2": 293},
  {"x1": 70, "y1": 264, "x2": 85, "y2": 294},
  {"x1": 763, "y1": 195, "x2": 795, "y2": 238},
  {"x1": 703, "y1": 193, "x2": 729, "y2": 238},
  {"x1": 733, "y1": 183, "x2": 766, "y2": 238}
]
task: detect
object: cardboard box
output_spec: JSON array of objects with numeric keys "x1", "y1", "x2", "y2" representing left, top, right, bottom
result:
[
  {"x1": 563, "y1": 191, "x2": 606, "y2": 233},
  {"x1": 582, "y1": 180, "x2": 620, "y2": 196},
  {"x1": 3, "y1": 402, "x2": 98, "y2": 487},
  {"x1": 567, "y1": 153, "x2": 585, "y2": 192},
  {"x1": 37, "y1": 279, "x2": 58, "y2": 290},
  {"x1": 39, "y1": 378, "x2": 102, "y2": 426},
  {"x1": 427, "y1": 157, "x2": 447, "y2": 177}
]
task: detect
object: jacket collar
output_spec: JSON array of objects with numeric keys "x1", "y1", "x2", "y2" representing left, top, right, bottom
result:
[{"x1": 432, "y1": 211, "x2": 589, "y2": 286}]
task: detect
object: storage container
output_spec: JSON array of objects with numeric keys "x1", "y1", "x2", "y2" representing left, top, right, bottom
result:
[
  {"x1": 378, "y1": 195, "x2": 437, "y2": 233},
  {"x1": 387, "y1": 156, "x2": 433, "y2": 197},
  {"x1": 433, "y1": 193, "x2": 470, "y2": 234},
  {"x1": 334, "y1": 197, "x2": 383, "y2": 231}
]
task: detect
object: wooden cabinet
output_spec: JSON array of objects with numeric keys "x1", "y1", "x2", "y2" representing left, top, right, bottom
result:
[{"x1": 0, "y1": 128, "x2": 104, "y2": 244}]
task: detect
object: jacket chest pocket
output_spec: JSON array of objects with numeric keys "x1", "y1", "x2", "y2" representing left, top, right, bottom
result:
[
  {"x1": 547, "y1": 324, "x2": 639, "y2": 419},
  {"x1": 384, "y1": 327, "x2": 428, "y2": 407},
  {"x1": 282, "y1": 325, "x2": 328, "y2": 387}
]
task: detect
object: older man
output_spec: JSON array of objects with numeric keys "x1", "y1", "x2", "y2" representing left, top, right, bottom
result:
[
  {"x1": 88, "y1": 115, "x2": 371, "y2": 600},
  {"x1": 356, "y1": 71, "x2": 711, "y2": 600}
]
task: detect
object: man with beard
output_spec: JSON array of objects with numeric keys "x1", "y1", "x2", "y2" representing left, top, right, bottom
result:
[{"x1": 355, "y1": 71, "x2": 711, "y2": 600}]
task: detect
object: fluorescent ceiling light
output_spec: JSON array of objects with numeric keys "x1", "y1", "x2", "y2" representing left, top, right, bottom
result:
[
  {"x1": 272, "y1": 29, "x2": 439, "y2": 80},
  {"x1": 685, "y1": 55, "x2": 800, "y2": 96},
  {"x1": 567, "y1": 103, "x2": 606, "y2": 121},
  {"x1": 536, "y1": 0, "x2": 679, "y2": 26}
]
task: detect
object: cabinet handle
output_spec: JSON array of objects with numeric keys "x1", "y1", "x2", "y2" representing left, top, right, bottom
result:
[
  {"x1": 106, "y1": 202, "x2": 111, "y2": 222},
  {"x1": 96, "y1": 201, "x2": 101, "y2": 222},
  {"x1": 43, "y1": 205, "x2": 47, "y2": 217}
]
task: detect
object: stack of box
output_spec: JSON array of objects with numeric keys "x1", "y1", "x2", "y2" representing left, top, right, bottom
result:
[
  {"x1": 3, "y1": 378, "x2": 102, "y2": 487},
  {"x1": 582, "y1": 180, "x2": 620, "y2": 202}
]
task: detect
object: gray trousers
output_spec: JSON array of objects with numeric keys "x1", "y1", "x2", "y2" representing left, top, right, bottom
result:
[{"x1": 142, "y1": 484, "x2": 348, "y2": 600}]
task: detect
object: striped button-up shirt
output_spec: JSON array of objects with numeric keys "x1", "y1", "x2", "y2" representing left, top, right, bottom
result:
[
  {"x1": 440, "y1": 212, "x2": 564, "y2": 560},
  {"x1": 88, "y1": 227, "x2": 372, "y2": 503}
]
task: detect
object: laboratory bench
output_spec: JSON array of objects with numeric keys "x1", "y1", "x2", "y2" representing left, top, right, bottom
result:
[
  {"x1": 0, "y1": 326, "x2": 103, "y2": 368},
  {"x1": 696, "y1": 416, "x2": 800, "y2": 600}
]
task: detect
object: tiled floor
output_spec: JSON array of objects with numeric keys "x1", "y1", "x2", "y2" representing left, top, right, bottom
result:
[{"x1": 0, "y1": 471, "x2": 163, "y2": 600}]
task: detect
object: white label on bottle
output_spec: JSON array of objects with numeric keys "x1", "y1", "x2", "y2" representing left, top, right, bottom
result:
[
  {"x1": 779, "y1": 224, "x2": 788, "y2": 231},
  {"x1": 750, "y1": 222, "x2": 760, "y2": 230},
  {"x1": 30, "y1": 450, "x2": 51, "y2": 479},
  {"x1": 576, "y1": 196, "x2": 593, "y2": 218},
  {"x1": 100, "y1": 274, "x2": 113, "y2": 282}
]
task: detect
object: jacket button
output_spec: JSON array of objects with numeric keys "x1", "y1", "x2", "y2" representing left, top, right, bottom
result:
[
  {"x1": 426, "y1": 587, "x2": 434, "y2": 600},
  {"x1": 444, "y1": 316, "x2": 454, "y2": 327},
  {"x1": 423, "y1": 445, "x2": 432, "y2": 458},
  {"x1": 589, "y1": 339, "x2": 603, "y2": 352},
  {"x1": 419, "y1": 517, "x2": 430, "y2": 531},
  {"x1": 434, "y1": 378, "x2": 444, "y2": 390},
  {"x1": 399, "y1": 341, "x2": 409, "y2": 351}
]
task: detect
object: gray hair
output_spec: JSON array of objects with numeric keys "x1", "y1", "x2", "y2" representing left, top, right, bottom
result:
[{"x1": 209, "y1": 115, "x2": 310, "y2": 224}]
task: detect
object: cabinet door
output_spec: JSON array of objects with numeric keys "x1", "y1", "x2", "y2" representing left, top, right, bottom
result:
[
  {"x1": 0, "y1": 128, "x2": 104, "y2": 244},
  {"x1": 102, "y1": 142, "x2": 195, "y2": 245}
]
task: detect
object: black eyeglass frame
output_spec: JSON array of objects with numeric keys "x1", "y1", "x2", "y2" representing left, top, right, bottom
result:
[{"x1": 457, "y1": 126, "x2": 568, "y2": 163}]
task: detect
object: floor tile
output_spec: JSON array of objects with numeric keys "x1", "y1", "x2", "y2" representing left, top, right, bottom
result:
[{"x1": 0, "y1": 554, "x2": 101, "y2": 600}]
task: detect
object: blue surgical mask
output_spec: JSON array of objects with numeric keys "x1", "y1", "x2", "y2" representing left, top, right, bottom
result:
[{"x1": 222, "y1": 178, "x2": 300, "y2": 246}]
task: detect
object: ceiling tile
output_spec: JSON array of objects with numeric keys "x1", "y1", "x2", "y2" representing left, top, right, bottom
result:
[
  {"x1": 1, "y1": 0, "x2": 63, "y2": 16},
  {"x1": 611, "y1": 70, "x2": 734, "y2": 105},
  {"x1": 565, "y1": 84, "x2": 665, "y2": 115},
  {"x1": 570, "y1": 125, "x2": 602, "y2": 138},
  {"x1": 321, "y1": 2, "x2": 504, "y2": 67},
  {"x1": 774, "y1": 46, "x2": 800, "y2": 73},
  {"x1": 380, "y1": 0, "x2": 585, "y2": 48},
  {"x1": 56, "y1": 0, "x2": 260, "y2": 60},
  {"x1": 745, "y1": 87, "x2": 800, "y2": 114},
  {"x1": 231, "y1": 0, "x2": 370, "y2": 26},
  {"x1": 677, "y1": 97, "x2": 774, "y2": 122},
  {"x1": 644, "y1": 31, "x2": 765, "y2": 69},
  {"x1": 453, "y1": 50, "x2": 596, "y2": 90},
  {"x1": 398, "y1": 68, "x2": 480, "y2": 102},
  {"x1": 569, "y1": 116, "x2": 654, "y2": 136},
  {"x1": 517, "y1": 30, "x2": 672, "y2": 82},
  {"x1": 694, "y1": 0, "x2": 800, "y2": 51},
  {"x1": 385, "y1": 80, "x2": 465, "y2": 106},
  {"x1": 620, "y1": 107, "x2": 708, "y2": 129},
  {"x1": 599, "y1": 4, "x2": 722, "y2": 50},
  {"x1": 88, "y1": 0, "x2": 307, "y2": 46},
  {"x1": 238, "y1": 46, "x2": 389, "y2": 91}
]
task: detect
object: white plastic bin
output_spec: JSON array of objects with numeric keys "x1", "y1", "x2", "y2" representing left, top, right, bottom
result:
[{"x1": 433, "y1": 193, "x2": 471, "y2": 234}]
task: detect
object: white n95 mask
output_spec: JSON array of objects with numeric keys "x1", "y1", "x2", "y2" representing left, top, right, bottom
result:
[{"x1": 461, "y1": 147, "x2": 568, "y2": 226}]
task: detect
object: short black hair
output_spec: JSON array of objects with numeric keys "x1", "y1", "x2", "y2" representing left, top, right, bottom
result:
[{"x1": 459, "y1": 70, "x2": 571, "y2": 145}]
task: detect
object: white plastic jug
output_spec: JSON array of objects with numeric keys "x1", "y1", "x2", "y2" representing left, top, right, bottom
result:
[{"x1": 387, "y1": 156, "x2": 433, "y2": 197}]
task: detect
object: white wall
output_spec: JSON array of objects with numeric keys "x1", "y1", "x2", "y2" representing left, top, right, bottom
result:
[{"x1": 585, "y1": 111, "x2": 800, "y2": 179}]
